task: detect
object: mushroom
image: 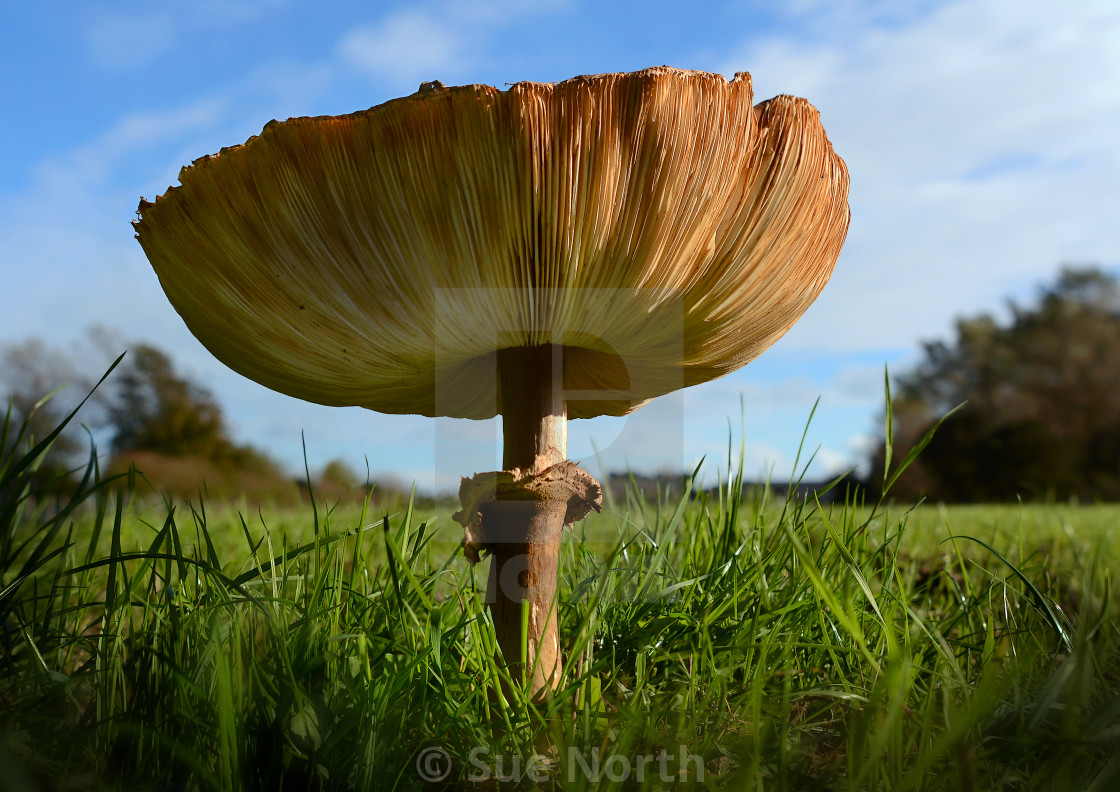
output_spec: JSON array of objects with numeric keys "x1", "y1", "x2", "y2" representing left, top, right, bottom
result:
[{"x1": 134, "y1": 66, "x2": 850, "y2": 697}]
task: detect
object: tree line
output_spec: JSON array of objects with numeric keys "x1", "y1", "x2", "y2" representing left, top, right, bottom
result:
[
  {"x1": 5, "y1": 265, "x2": 1120, "y2": 504},
  {"x1": 1, "y1": 333, "x2": 371, "y2": 503},
  {"x1": 868, "y1": 266, "x2": 1120, "y2": 502}
]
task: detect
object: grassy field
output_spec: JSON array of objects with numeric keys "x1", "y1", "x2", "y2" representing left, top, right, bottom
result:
[{"x1": 3, "y1": 410, "x2": 1120, "y2": 790}]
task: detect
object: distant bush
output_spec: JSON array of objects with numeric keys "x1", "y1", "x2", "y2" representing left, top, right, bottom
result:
[{"x1": 108, "y1": 449, "x2": 300, "y2": 505}]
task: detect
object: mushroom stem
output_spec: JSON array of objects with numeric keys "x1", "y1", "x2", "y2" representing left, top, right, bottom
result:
[
  {"x1": 489, "y1": 345, "x2": 568, "y2": 694},
  {"x1": 454, "y1": 346, "x2": 599, "y2": 697},
  {"x1": 499, "y1": 345, "x2": 567, "y2": 471}
]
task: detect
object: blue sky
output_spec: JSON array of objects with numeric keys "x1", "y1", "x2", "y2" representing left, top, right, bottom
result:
[{"x1": 2, "y1": 0, "x2": 1118, "y2": 492}]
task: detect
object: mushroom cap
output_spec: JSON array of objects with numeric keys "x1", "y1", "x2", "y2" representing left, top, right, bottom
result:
[{"x1": 135, "y1": 66, "x2": 850, "y2": 420}]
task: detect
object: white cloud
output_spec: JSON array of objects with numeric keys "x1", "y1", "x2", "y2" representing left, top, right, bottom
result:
[
  {"x1": 337, "y1": 9, "x2": 469, "y2": 90},
  {"x1": 721, "y1": 0, "x2": 1120, "y2": 353},
  {"x1": 83, "y1": 1, "x2": 296, "y2": 71},
  {"x1": 335, "y1": 0, "x2": 573, "y2": 91},
  {"x1": 0, "y1": 89, "x2": 237, "y2": 354},
  {"x1": 40, "y1": 98, "x2": 229, "y2": 193},
  {"x1": 681, "y1": 360, "x2": 887, "y2": 420}
]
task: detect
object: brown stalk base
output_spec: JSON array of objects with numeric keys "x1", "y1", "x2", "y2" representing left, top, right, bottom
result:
[{"x1": 455, "y1": 462, "x2": 601, "y2": 696}]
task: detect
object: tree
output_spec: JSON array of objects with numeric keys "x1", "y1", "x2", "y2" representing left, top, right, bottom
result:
[
  {"x1": 310, "y1": 458, "x2": 365, "y2": 503},
  {"x1": 872, "y1": 266, "x2": 1120, "y2": 502},
  {"x1": 1, "y1": 334, "x2": 297, "y2": 503},
  {"x1": 103, "y1": 343, "x2": 298, "y2": 502},
  {"x1": 1, "y1": 339, "x2": 94, "y2": 493},
  {"x1": 108, "y1": 344, "x2": 228, "y2": 458}
]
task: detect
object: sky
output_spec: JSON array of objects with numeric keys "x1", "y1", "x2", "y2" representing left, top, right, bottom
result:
[{"x1": 1, "y1": 0, "x2": 1118, "y2": 493}]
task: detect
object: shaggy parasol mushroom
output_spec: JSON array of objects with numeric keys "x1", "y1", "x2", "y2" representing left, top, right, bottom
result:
[{"x1": 134, "y1": 66, "x2": 849, "y2": 697}]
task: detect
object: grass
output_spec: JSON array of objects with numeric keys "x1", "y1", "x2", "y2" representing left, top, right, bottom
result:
[{"x1": 2, "y1": 397, "x2": 1119, "y2": 790}]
